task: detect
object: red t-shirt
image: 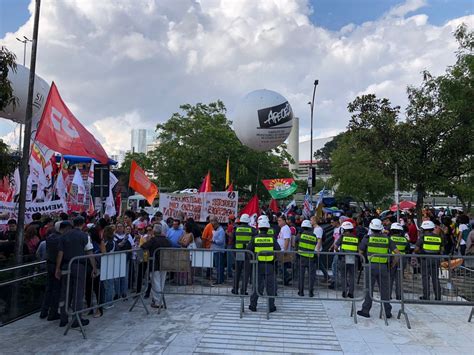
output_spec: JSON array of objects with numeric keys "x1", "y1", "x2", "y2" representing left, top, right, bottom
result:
[{"x1": 407, "y1": 223, "x2": 418, "y2": 243}]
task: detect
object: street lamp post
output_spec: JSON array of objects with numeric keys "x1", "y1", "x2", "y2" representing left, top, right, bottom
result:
[
  {"x1": 15, "y1": 36, "x2": 32, "y2": 154},
  {"x1": 309, "y1": 79, "x2": 319, "y2": 203}
]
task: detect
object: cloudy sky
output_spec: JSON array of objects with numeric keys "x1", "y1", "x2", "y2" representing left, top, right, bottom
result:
[{"x1": 0, "y1": 0, "x2": 472, "y2": 155}]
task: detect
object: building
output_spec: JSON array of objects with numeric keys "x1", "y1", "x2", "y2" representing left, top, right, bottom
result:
[
  {"x1": 131, "y1": 129, "x2": 156, "y2": 154},
  {"x1": 109, "y1": 150, "x2": 126, "y2": 169},
  {"x1": 284, "y1": 136, "x2": 334, "y2": 181}
]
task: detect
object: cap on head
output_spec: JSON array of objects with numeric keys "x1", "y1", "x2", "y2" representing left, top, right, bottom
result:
[
  {"x1": 421, "y1": 220, "x2": 435, "y2": 230},
  {"x1": 240, "y1": 214, "x2": 250, "y2": 224},
  {"x1": 390, "y1": 222, "x2": 404, "y2": 231},
  {"x1": 301, "y1": 220, "x2": 312, "y2": 229},
  {"x1": 341, "y1": 221, "x2": 354, "y2": 230},
  {"x1": 369, "y1": 218, "x2": 383, "y2": 231}
]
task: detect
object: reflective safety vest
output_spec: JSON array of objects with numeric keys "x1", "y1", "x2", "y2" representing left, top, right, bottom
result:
[
  {"x1": 298, "y1": 232, "x2": 317, "y2": 258},
  {"x1": 340, "y1": 234, "x2": 359, "y2": 253},
  {"x1": 390, "y1": 235, "x2": 408, "y2": 254},
  {"x1": 254, "y1": 235, "x2": 275, "y2": 262},
  {"x1": 235, "y1": 225, "x2": 253, "y2": 249},
  {"x1": 367, "y1": 235, "x2": 390, "y2": 264},
  {"x1": 421, "y1": 234, "x2": 442, "y2": 254}
]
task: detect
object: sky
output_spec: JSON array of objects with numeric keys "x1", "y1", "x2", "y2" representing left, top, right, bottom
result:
[{"x1": 0, "y1": 0, "x2": 473, "y2": 155}]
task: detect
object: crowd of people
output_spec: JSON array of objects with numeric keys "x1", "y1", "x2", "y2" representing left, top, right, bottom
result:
[{"x1": 0, "y1": 203, "x2": 472, "y2": 327}]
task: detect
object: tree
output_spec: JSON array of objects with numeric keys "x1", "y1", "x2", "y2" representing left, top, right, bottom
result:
[
  {"x1": 401, "y1": 24, "x2": 474, "y2": 214},
  {"x1": 0, "y1": 46, "x2": 18, "y2": 111},
  {"x1": 329, "y1": 133, "x2": 393, "y2": 207},
  {"x1": 0, "y1": 139, "x2": 17, "y2": 178},
  {"x1": 149, "y1": 101, "x2": 292, "y2": 198}
]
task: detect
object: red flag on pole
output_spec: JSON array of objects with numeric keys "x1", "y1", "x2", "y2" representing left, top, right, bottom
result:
[
  {"x1": 226, "y1": 182, "x2": 233, "y2": 192},
  {"x1": 269, "y1": 199, "x2": 279, "y2": 213},
  {"x1": 35, "y1": 82, "x2": 109, "y2": 164},
  {"x1": 129, "y1": 160, "x2": 158, "y2": 205},
  {"x1": 198, "y1": 171, "x2": 212, "y2": 193},
  {"x1": 240, "y1": 195, "x2": 259, "y2": 216}
]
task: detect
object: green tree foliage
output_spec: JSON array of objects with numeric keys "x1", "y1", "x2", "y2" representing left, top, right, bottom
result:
[
  {"x1": 0, "y1": 46, "x2": 18, "y2": 111},
  {"x1": 400, "y1": 24, "x2": 474, "y2": 212},
  {"x1": 0, "y1": 139, "x2": 17, "y2": 178},
  {"x1": 329, "y1": 133, "x2": 392, "y2": 207},
  {"x1": 148, "y1": 101, "x2": 292, "y2": 198}
]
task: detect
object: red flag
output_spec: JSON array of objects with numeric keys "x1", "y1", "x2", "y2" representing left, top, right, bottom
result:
[
  {"x1": 35, "y1": 82, "x2": 109, "y2": 164},
  {"x1": 198, "y1": 171, "x2": 212, "y2": 193},
  {"x1": 115, "y1": 187, "x2": 122, "y2": 216},
  {"x1": 240, "y1": 195, "x2": 259, "y2": 216},
  {"x1": 226, "y1": 182, "x2": 233, "y2": 192},
  {"x1": 269, "y1": 199, "x2": 279, "y2": 213},
  {"x1": 129, "y1": 160, "x2": 158, "y2": 205}
]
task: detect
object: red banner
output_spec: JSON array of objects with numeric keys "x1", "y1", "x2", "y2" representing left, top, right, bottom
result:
[{"x1": 35, "y1": 82, "x2": 109, "y2": 164}]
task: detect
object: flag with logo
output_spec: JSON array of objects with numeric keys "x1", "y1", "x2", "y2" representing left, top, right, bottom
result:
[
  {"x1": 35, "y1": 82, "x2": 109, "y2": 164},
  {"x1": 302, "y1": 189, "x2": 313, "y2": 219},
  {"x1": 262, "y1": 178, "x2": 297, "y2": 199},
  {"x1": 129, "y1": 160, "x2": 158, "y2": 205}
]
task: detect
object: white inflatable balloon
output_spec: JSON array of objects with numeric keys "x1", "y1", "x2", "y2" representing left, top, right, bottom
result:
[
  {"x1": 0, "y1": 64, "x2": 50, "y2": 134},
  {"x1": 233, "y1": 89, "x2": 294, "y2": 151}
]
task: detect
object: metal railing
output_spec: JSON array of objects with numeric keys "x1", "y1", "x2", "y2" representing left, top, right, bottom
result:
[
  {"x1": 254, "y1": 250, "x2": 366, "y2": 322},
  {"x1": 0, "y1": 260, "x2": 47, "y2": 326},
  {"x1": 368, "y1": 253, "x2": 474, "y2": 329},
  {"x1": 63, "y1": 249, "x2": 150, "y2": 338},
  {"x1": 152, "y1": 248, "x2": 256, "y2": 318}
]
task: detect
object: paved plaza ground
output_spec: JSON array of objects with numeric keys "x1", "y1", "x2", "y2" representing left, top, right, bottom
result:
[{"x1": 1, "y1": 291, "x2": 473, "y2": 354}]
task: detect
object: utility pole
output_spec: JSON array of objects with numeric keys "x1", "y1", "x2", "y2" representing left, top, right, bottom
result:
[
  {"x1": 15, "y1": 36, "x2": 32, "y2": 154},
  {"x1": 15, "y1": 0, "x2": 41, "y2": 264},
  {"x1": 309, "y1": 79, "x2": 319, "y2": 204}
]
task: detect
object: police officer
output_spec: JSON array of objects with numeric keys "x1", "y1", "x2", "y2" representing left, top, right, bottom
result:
[
  {"x1": 39, "y1": 221, "x2": 69, "y2": 320},
  {"x1": 258, "y1": 214, "x2": 275, "y2": 238},
  {"x1": 357, "y1": 218, "x2": 399, "y2": 318},
  {"x1": 415, "y1": 220, "x2": 443, "y2": 300},
  {"x1": 232, "y1": 213, "x2": 256, "y2": 295},
  {"x1": 297, "y1": 220, "x2": 317, "y2": 297},
  {"x1": 335, "y1": 221, "x2": 359, "y2": 299},
  {"x1": 389, "y1": 222, "x2": 409, "y2": 300},
  {"x1": 248, "y1": 218, "x2": 281, "y2": 313}
]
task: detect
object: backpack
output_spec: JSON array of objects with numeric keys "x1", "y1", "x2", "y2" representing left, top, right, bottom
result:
[{"x1": 462, "y1": 224, "x2": 472, "y2": 242}]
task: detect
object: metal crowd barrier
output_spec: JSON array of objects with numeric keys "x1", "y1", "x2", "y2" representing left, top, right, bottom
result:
[
  {"x1": 63, "y1": 248, "x2": 150, "y2": 339},
  {"x1": 368, "y1": 254, "x2": 474, "y2": 329},
  {"x1": 255, "y1": 250, "x2": 366, "y2": 322},
  {"x1": 151, "y1": 248, "x2": 255, "y2": 318},
  {"x1": 0, "y1": 260, "x2": 47, "y2": 326}
]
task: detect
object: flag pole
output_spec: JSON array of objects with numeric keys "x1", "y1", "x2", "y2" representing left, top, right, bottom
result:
[{"x1": 16, "y1": 0, "x2": 41, "y2": 263}]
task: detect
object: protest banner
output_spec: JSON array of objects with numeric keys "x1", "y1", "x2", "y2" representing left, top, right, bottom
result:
[
  {"x1": 0, "y1": 199, "x2": 68, "y2": 223},
  {"x1": 159, "y1": 191, "x2": 238, "y2": 223}
]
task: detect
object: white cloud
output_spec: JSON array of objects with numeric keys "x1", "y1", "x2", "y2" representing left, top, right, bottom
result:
[{"x1": 0, "y1": 0, "x2": 471, "y2": 155}]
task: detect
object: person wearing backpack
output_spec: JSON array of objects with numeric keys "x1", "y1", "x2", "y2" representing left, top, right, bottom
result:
[{"x1": 456, "y1": 215, "x2": 471, "y2": 255}]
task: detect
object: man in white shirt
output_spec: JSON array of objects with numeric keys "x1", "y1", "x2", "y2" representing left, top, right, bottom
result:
[
  {"x1": 277, "y1": 216, "x2": 292, "y2": 285},
  {"x1": 310, "y1": 216, "x2": 330, "y2": 281}
]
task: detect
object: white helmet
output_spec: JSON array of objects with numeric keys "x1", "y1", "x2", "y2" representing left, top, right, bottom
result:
[
  {"x1": 301, "y1": 220, "x2": 312, "y2": 229},
  {"x1": 421, "y1": 220, "x2": 435, "y2": 230},
  {"x1": 390, "y1": 222, "x2": 404, "y2": 231},
  {"x1": 257, "y1": 215, "x2": 269, "y2": 223},
  {"x1": 240, "y1": 214, "x2": 250, "y2": 224},
  {"x1": 259, "y1": 219, "x2": 270, "y2": 229},
  {"x1": 369, "y1": 218, "x2": 383, "y2": 231},
  {"x1": 341, "y1": 221, "x2": 354, "y2": 230}
]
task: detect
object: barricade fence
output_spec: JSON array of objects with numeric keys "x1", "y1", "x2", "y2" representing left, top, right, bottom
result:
[
  {"x1": 368, "y1": 253, "x2": 474, "y2": 329},
  {"x1": 63, "y1": 249, "x2": 149, "y2": 338},
  {"x1": 151, "y1": 248, "x2": 256, "y2": 317},
  {"x1": 254, "y1": 250, "x2": 366, "y2": 321}
]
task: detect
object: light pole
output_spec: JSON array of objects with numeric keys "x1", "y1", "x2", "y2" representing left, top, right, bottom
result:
[
  {"x1": 16, "y1": 0, "x2": 41, "y2": 263},
  {"x1": 309, "y1": 79, "x2": 319, "y2": 203},
  {"x1": 15, "y1": 36, "x2": 32, "y2": 154}
]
